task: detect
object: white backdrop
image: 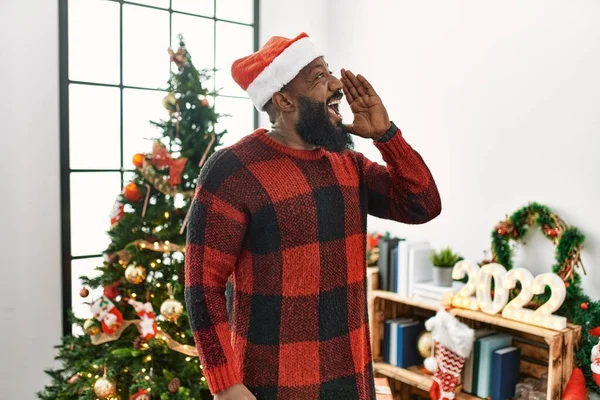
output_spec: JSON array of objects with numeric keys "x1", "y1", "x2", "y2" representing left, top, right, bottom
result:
[{"x1": 321, "y1": 0, "x2": 600, "y2": 300}]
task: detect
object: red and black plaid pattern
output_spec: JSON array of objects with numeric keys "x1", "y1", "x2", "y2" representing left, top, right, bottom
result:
[{"x1": 185, "y1": 128, "x2": 440, "y2": 399}]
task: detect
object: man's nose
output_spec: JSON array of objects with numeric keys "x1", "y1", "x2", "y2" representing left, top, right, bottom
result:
[{"x1": 329, "y1": 75, "x2": 343, "y2": 93}]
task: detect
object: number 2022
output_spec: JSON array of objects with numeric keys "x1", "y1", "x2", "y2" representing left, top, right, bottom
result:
[{"x1": 451, "y1": 260, "x2": 567, "y2": 330}]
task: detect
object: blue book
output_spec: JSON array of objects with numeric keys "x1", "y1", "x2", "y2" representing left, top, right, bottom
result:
[
  {"x1": 396, "y1": 320, "x2": 425, "y2": 367},
  {"x1": 463, "y1": 329, "x2": 495, "y2": 393},
  {"x1": 383, "y1": 318, "x2": 411, "y2": 364},
  {"x1": 490, "y1": 347, "x2": 521, "y2": 400},
  {"x1": 475, "y1": 333, "x2": 513, "y2": 398}
]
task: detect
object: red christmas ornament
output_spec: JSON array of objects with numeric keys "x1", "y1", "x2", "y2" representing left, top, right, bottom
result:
[
  {"x1": 200, "y1": 98, "x2": 210, "y2": 107},
  {"x1": 590, "y1": 326, "x2": 600, "y2": 337},
  {"x1": 565, "y1": 282, "x2": 570, "y2": 288},
  {"x1": 80, "y1": 287, "x2": 89, "y2": 298},
  {"x1": 562, "y1": 368, "x2": 586, "y2": 400},
  {"x1": 497, "y1": 228, "x2": 506, "y2": 236},
  {"x1": 580, "y1": 302, "x2": 589, "y2": 310},
  {"x1": 132, "y1": 153, "x2": 145, "y2": 168},
  {"x1": 123, "y1": 183, "x2": 142, "y2": 202},
  {"x1": 543, "y1": 225, "x2": 558, "y2": 238}
]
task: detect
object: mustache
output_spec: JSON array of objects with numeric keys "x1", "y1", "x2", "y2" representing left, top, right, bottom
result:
[{"x1": 327, "y1": 90, "x2": 343, "y2": 104}]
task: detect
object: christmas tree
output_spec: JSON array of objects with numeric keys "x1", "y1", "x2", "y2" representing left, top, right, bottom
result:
[{"x1": 39, "y1": 35, "x2": 222, "y2": 400}]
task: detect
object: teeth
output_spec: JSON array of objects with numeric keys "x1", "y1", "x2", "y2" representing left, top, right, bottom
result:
[{"x1": 328, "y1": 99, "x2": 341, "y2": 106}]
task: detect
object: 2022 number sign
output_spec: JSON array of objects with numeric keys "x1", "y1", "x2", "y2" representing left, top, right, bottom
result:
[{"x1": 451, "y1": 260, "x2": 567, "y2": 330}]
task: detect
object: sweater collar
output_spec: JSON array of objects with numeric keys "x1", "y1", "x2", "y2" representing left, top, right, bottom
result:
[{"x1": 252, "y1": 129, "x2": 326, "y2": 160}]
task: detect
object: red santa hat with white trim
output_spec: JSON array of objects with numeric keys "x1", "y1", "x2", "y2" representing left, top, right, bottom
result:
[{"x1": 231, "y1": 32, "x2": 323, "y2": 111}]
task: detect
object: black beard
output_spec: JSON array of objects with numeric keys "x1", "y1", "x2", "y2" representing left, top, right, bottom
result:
[{"x1": 295, "y1": 96, "x2": 354, "y2": 153}]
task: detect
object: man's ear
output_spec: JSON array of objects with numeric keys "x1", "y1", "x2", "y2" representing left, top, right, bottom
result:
[{"x1": 271, "y1": 91, "x2": 295, "y2": 113}]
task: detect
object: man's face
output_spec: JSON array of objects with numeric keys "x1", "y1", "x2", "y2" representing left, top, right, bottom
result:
[{"x1": 285, "y1": 57, "x2": 354, "y2": 152}]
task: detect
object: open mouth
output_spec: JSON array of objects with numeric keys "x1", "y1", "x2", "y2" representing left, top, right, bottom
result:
[{"x1": 327, "y1": 97, "x2": 342, "y2": 122}]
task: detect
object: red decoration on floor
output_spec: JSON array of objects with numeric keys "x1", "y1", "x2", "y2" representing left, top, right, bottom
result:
[{"x1": 562, "y1": 368, "x2": 586, "y2": 399}]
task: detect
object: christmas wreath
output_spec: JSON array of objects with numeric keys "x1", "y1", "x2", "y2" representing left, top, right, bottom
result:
[{"x1": 490, "y1": 202, "x2": 600, "y2": 392}]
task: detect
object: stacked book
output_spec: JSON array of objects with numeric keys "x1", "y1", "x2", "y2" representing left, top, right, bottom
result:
[
  {"x1": 411, "y1": 280, "x2": 464, "y2": 305},
  {"x1": 377, "y1": 237, "x2": 434, "y2": 298},
  {"x1": 377, "y1": 236, "x2": 466, "y2": 306},
  {"x1": 381, "y1": 318, "x2": 424, "y2": 368},
  {"x1": 462, "y1": 330, "x2": 521, "y2": 400}
]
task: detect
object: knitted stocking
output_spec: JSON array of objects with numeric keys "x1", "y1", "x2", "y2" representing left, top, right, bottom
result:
[
  {"x1": 429, "y1": 342, "x2": 466, "y2": 400},
  {"x1": 423, "y1": 309, "x2": 474, "y2": 400}
]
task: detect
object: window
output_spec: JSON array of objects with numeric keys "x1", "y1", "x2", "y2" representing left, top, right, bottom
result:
[{"x1": 59, "y1": 0, "x2": 259, "y2": 334}]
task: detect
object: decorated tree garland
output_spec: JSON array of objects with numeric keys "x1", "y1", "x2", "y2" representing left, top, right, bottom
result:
[{"x1": 490, "y1": 202, "x2": 600, "y2": 393}]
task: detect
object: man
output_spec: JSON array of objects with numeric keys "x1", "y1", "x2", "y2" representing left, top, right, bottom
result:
[{"x1": 185, "y1": 33, "x2": 441, "y2": 400}]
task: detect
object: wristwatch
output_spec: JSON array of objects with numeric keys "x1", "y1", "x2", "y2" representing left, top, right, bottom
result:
[{"x1": 374, "y1": 122, "x2": 398, "y2": 143}]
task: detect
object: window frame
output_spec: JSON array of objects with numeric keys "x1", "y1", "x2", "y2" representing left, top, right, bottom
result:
[{"x1": 58, "y1": 0, "x2": 260, "y2": 334}]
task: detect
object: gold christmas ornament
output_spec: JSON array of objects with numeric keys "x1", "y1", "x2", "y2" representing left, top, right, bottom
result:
[
  {"x1": 162, "y1": 92, "x2": 177, "y2": 112},
  {"x1": 125, "y1": 264, "x2": 147, "y2": 285},
  {"x1": 417, "y1": 331, "x2": 433, "y2": 359},
  {"x1": 161, "y1": 283, "x2": 183, "y2": 322},
  {"x1": 93, "y1": 376, "x2": 116, "y2": 398},
  {"x1": 160, "y1": 298, "x2": 183, "y2": 322},
  {"x1": 84, "y1": 319, "x2": 101, "y2": 336}
]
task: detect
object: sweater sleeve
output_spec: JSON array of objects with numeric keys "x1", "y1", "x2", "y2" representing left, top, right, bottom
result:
[
  {"x1": 184, "y1": 150, "x2": 249, "y2": 395},
  {"x1": 357, "y1": 125, "x2": 441, "y2": 224}
]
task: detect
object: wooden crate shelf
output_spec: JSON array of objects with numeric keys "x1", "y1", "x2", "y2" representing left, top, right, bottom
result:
[
  {"x1": 370, "y1": 289, "x2": 581, "y2": 400},
  {"x1": 373, "y1": 362, "x2": 480, "y2": 400}
]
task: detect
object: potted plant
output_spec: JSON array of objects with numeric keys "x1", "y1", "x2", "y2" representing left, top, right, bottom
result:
[{"x1": 430, "y1": 247, "x2": 461, "y2": 287}]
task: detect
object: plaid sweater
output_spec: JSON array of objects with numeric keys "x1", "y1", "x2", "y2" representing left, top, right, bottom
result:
[{"x1": 185, "y1": 126, "x2": 441, "y2": 399}]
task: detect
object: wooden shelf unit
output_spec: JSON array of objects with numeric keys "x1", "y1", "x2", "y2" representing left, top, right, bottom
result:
[{"x1": 370, "y1": 290, "x2": 581, "y2": 400}]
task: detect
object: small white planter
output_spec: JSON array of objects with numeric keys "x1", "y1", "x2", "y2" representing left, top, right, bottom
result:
[{"x1": 432, "y1": 266, "x2": 453, "y2": 287}]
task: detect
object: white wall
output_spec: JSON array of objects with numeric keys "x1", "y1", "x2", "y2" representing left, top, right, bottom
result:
[
  {"x1": 0, "y1": 1, "x2": 62, "y2": 399},
  {"x1": 324, "y1": 0, "x2": 600, "y2": 300},
  {"x1": 258, "y1": 0, "x2": 330, "y2": 127}
]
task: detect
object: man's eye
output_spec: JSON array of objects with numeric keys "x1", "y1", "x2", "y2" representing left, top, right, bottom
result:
[{"x1": 316, "y1": 73, "x2": 324, "y2": 79}]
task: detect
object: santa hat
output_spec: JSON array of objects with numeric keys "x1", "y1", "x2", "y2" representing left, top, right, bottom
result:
[{"x1": 231, "y1": 32, "x2": 323, "y2": 111}]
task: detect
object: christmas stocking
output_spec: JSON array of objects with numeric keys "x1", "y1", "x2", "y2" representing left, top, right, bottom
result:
[
  {"x1": 91, "y1": 296, "x2": 123, "y2": 334},
  {"x1": 128, "y1": 299, "x2": 158, "y2": 340},
  {"x1": 423, "y1": 309, "x2": 475, "y2": 400}
]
